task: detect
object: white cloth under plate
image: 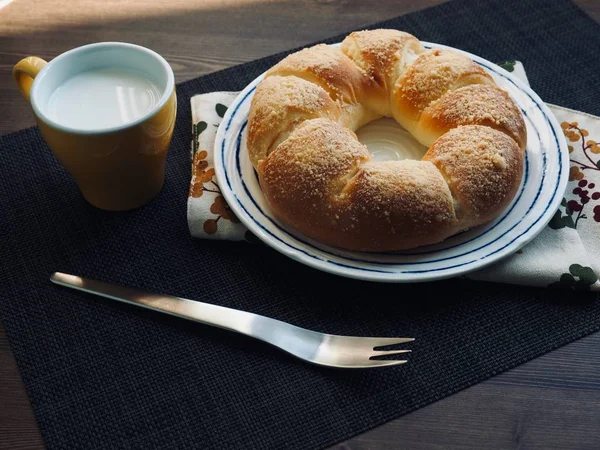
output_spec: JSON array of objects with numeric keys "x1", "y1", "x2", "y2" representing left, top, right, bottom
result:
[{"x1": 187, "y1": 62, "x2": 600, "y2": 291}]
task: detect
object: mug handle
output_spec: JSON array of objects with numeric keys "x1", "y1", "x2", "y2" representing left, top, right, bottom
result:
[{"x1": 13, "y1": 56, "x2": 48, "y2": 101}]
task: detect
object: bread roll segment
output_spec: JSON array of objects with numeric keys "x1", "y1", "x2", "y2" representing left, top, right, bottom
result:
[
  {"x1": 340, "y1": 29, "x2": 425, "y2": 115},
  {"x1": 336, "y1": 160, "x2": 459, "y2": 252},
  {"x1": 416, "y1": 84, "x2": 527, "y2": 149},
  {"x1": 247, "y1": 75, "x2": 341, "y2": 168},
  {"x1": 265, "y1": 43, "x2": 384, "y2": 131},
  {"x1": 265, "y1": 43, "x2": 383, "y2": 107},
  {"x1": 247, "y1": 29, "x2": 527, "y2": 252},
  {"x1": 391, "y1": 49, "x2": 494, "y2": 133},
  {"x1": 423, "y1": 125, "x2": 523, "y2": 228},
  {"x1": 258, "y1": 118, "x2": 370, "y2": 245}
]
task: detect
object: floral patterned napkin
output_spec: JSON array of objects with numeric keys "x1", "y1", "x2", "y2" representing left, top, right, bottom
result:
[{"x1": 188, "y1": 62, "x2": 600, "y2": 291}]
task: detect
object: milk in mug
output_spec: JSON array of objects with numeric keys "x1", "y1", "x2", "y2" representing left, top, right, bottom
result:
[{"x1": 47, "y1": 68, "x2": 162, "y2": 130}]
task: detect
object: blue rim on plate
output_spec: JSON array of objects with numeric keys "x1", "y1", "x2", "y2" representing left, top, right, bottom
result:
[{"x1": 214, "y1": 42, "x2": 569, "y2": 283}]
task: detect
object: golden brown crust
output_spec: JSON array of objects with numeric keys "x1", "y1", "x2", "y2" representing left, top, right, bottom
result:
[
  {"x1": 258, "y1": 119, "x2": 370, "y2": 242},
  {"x1": 423, "y1": 125, "x2": 523, "y2": 227},
  {"x1": 417, "y1": 84, "x2": 527, "y2": 149},
  {"x1": 391, "y1": 49, "x2": 494, "y2": 131},
  {"x1": 335, "y1": 160, "x2": 459, "y2": 251},
  {"x1": 247, "y1": 75, "x2": 341, "y2": 168},
  {"x1": 340, "y1": 29, "x2": 424, "y2": 115},
  {"x1": 246, "y1": 30, "x2": 527, "y2": 252},
  {"x1": 266, "y1": 43, "x2": 379, "y2": 107},
  {"x1": 259, "y1": 119, "x2": 461, "y2": 252}
]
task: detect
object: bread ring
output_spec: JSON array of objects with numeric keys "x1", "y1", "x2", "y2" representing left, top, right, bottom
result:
[{"x1": 247, "y1": 29, "x2": 526, "y2": 252}]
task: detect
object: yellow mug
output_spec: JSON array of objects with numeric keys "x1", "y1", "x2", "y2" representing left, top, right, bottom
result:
[{"x1": 13, "y1": 43, "x2": 177, "y2": 211}]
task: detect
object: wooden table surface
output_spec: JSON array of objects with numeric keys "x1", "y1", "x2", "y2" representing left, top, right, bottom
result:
[{"x1": 1, "y1": 1, "x2": 600, "y2": 449}]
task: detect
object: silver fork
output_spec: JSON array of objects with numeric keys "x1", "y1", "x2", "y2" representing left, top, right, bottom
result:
[{"x1": 50, "y1": 272, "x2": 413, "y2": 369}]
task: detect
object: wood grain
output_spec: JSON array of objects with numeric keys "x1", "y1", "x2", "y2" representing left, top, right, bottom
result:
[
  {"x1": 0, "y1": 0, "x2": 444, "y2": 135},
  {"x1": 1, "y1": 1, "x2": 600, "y2": 449},
  {"x1": 0, "y1": 322, "x2": 44, "y2": 450}
]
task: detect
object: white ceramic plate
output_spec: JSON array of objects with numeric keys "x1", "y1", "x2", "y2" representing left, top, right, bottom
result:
[{"x1": 214, "y1": 42, "x2": 569, "y2": 283}]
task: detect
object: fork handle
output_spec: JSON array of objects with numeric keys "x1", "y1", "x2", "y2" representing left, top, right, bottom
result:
[{"x1": 50, "y1": 272, "x2": 276, "y2": 338}]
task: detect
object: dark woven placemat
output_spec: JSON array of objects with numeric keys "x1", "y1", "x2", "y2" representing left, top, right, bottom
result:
[{"x1": 1, "y1": 0, "x2": 600, "y2": 448}]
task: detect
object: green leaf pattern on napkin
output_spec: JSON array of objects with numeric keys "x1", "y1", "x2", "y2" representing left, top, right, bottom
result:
[
  {"x1": 497, "y1": 60, "x2": 516, "y2": 72},
  {"x1": 192, "y1": 121, "x2": 207, "y2": 154},
  {"x1": 216, "y1": 103, "x2": 228, "y2": 118},
  {"x1": 549, "y1": 264, "x2": 598, "y2": 291},
  {"x1": 549, "y1": 198, "x2": 576, "y2": 230}
]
